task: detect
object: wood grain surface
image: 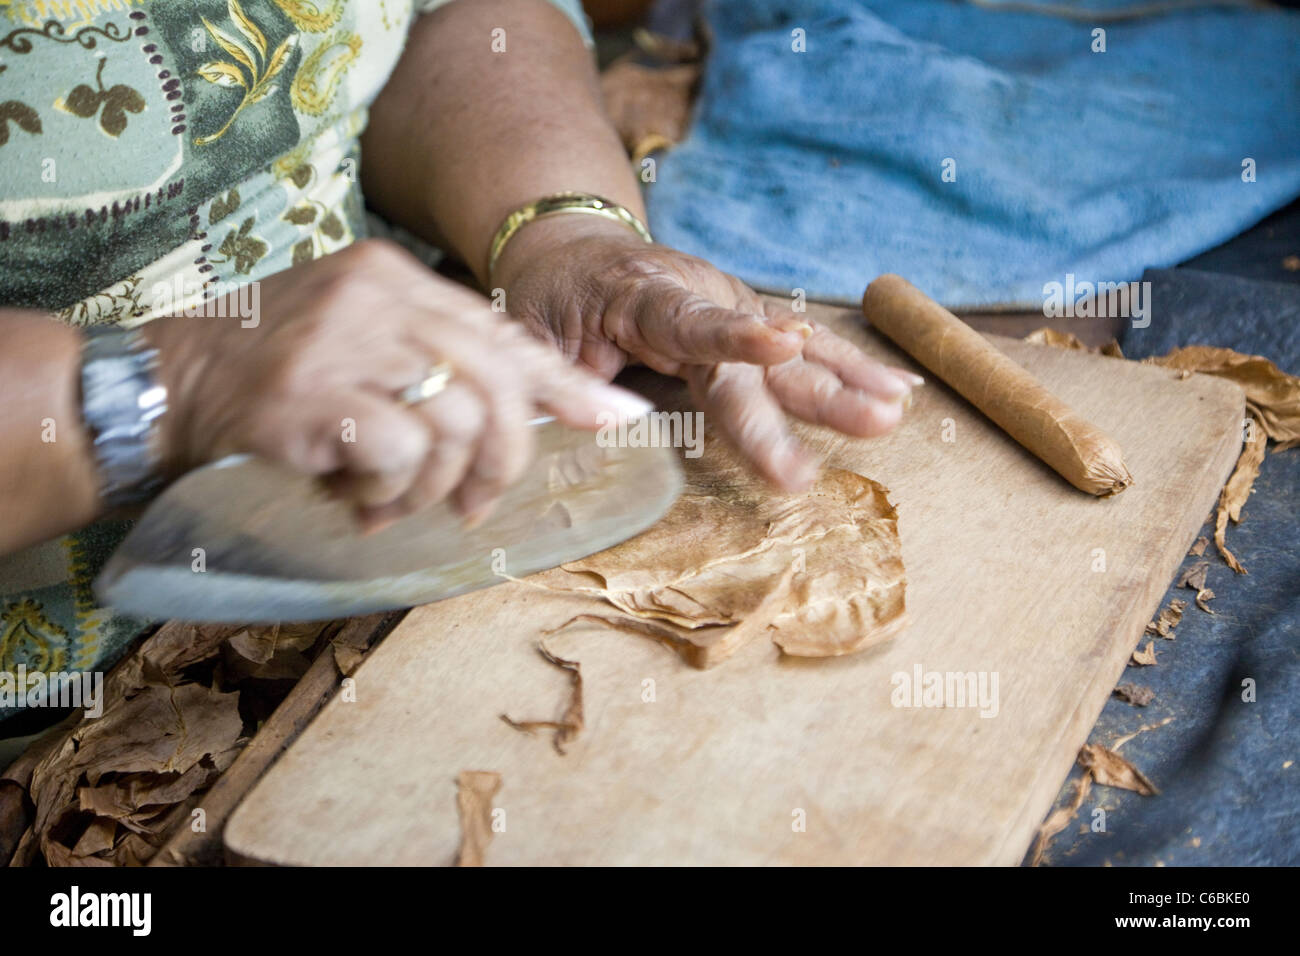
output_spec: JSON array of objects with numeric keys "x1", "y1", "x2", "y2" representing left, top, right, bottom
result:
[{"x1": 224, "y1": 304, "x2": 1244, "y2": 866}]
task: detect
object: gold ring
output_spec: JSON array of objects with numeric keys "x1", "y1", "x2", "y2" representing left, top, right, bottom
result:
[{"x1": 398, "y1": 362, "x2": 453, "y2": 406}]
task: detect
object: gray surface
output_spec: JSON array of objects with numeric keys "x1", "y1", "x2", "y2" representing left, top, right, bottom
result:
[{"x1": 1035, "y1": 263, "x2": 1300, "y2": 866}]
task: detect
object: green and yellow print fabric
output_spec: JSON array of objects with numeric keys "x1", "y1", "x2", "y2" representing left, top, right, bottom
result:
[{"x1": 0, "y1": 0, "x2": 593, "y2": 725}]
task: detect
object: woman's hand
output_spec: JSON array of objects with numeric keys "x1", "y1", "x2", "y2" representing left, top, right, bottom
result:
[
  {"x1": 142, "y1": 239, "x2": 651, "y2": 526},
  {"x1": 493, "y1": 217, "x2": 922, "y2": 490}
]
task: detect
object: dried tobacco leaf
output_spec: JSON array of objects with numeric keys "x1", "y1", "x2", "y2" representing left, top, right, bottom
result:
[
  {"x1": 1176, "y1": 561, "x2": 1215, "y2": 614},
  {"x1": 1112, "y1": 716, "x2": 1175, "y2": 753},
  {"x1": 329, "y1": 620, "x2": 375, "y2": 677},
  {"x1": 1178, "y1": 562, "x2": 1209, "y2": 591},
  {"x1": 1189, "y1": 536, "x2": 1209, "y2": 557},
  {"x1": 1142, "y1": 348, "x2": 1299, "y2": 573},
  {"x1": 1144, "y1": 598, "x2": 1186, "y2": 639},
  {"x1": 1145, "y1": 347, "x2": 1300, "y2": 444},
  {"x1": 544, "y1": 466, "x2": 907, "y2": 667},
  {"x1": 767, "y1": 473, "x2": 908, "y2": 658},
  {"x1": 11, "y1": 617, "x2": 337, "y2": 866},
  {"x1": 454, "y1": 770, "x2": 502, "y2": 867},
  {"x1": 1029, "y1": 773, "x2": 1092, "y2": 866},
  {"x1": 1032, "y1": 730, "x2": 1162, "y2": 864},
  {"x1": 1078, "y1": 743, "x2": 1160, "y2": 796},
  {"x1": 332, "y1": 644, "x2": 365, "y2": 677},
  {"x1": 1023, "y1": 327, "x2": 1089, "y2": 351},
  {"x1": 1114, "y1": 683, "x2": 1155, "y2": 707},
  {"x1": 1214, "y1": 412, "x2": 1268, "y2": 574},
  {"x1": 223, "y1": 621, "x2": 323, "y2": 681},
  {"x1": 26, "y1": 682, "x2": 243, "y2": 865},
  {"x1": 1131, "y1": 641, "x2": 1158, "y2": 666},
  {"x1": 1023, "y1": 327, "x2": 1124, "y2": 358},
  {"x1": 501, "y1": 641, "x2": 584, "y2": 755},
  {"x1": 136, "y1": 623, "x2": 242, "y2": 684}
]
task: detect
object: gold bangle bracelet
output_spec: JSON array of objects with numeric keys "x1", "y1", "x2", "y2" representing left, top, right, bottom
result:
[{"x1": 486, "y1": 192, "x2": 653, "y2": 282}]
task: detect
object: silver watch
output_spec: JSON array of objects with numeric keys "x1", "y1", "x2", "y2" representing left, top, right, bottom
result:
[{"x1": 81, "y1": 325, "x2": 169, "y2": 509}]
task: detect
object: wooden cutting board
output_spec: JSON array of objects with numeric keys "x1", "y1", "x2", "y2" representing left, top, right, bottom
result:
[{"x1": 224, "y1": 303, "x2": 1244, "y2": 866}]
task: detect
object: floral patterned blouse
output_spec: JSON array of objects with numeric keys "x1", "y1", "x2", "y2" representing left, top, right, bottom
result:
[{"x1": 0, "y1": 0, "x2": 591, "y2": 726}]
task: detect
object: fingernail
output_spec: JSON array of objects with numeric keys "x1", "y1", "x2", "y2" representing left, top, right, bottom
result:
[
  {"x1": 462, "y1": 501, "x2": 496, "y2": 529},
  {"x1": 596, "y1": 386, "x2": 654, "y2": 420},
  {"x1": 872, "y1": 373, "x2": 911, "y2": 401},
  {"x1": 359, "y1": 513, "x2": 399, "y2": 536},
  {"x1": 769, "y1": 317, "x2": 811, "y2": 340},
  {"x1": 777, "y1": 439, "x2": 819, "y2": 490},
  {"x1": 892, "y1": 370, "x2": 925, "y2": 387},
  {"x1": 458, "y1": 486, "x2": 499, "y2": 528},
  {"x1": 881, "y1": 396, "x2": 907, "y2": 426}
]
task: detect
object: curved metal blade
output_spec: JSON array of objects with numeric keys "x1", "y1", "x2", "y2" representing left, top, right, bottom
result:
[{"x1": 96, "y1": 419, "x2": 682, "y2": 622}]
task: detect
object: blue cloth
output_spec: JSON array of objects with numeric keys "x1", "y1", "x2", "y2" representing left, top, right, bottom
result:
[
  {"x1": 645, "y1": 0, "x2": 1300, "y2": 308},
  {"x1": 1033, "y1": 266, "x2": 1300, "y2": 866}
]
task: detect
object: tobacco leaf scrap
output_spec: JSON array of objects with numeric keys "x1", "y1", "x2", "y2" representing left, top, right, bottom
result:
[
  {"x1": 1176, "y1": 561, "x2": 1215, "y2": 614},
  {"x1": 1078, "y1": 743, "x2": 1160, "y2": 796},
  {"x1": 501, "y1": 641, "x2": 584, "y2": 755},
  {"x1": 1113, "y1": 683, "x2": 1155, "y2": 707},
  {"x1": 1023, "y1": 327, "x2": 1124, "y2": 358},
  {"x1": 331, "y1": 623, "x2": 376, "y2": 678},
  {"x1": 454, "y1": 771, "x2": 502, "y2": 867},
  {"x1": 222, "y1": 621, "x2": 323, "y2": 682},
  {"x1": 1213, "y1": 411, "x2": 1268, "y2": 574},
  {"x1": 1189, "y1": 536, "x2": 1209, "y2": 557},
  {"x1": 1131, "y1": 641, "x2": 1158, "y2": 666},
  {"x1": 7, "y1": 619, "x2": 338, "y2": 866},
  {"x1": 1146, "y1": 346, "x2": 1300, "y2": 444},
  {"x1": 1144, "y1": 347, "x2": 1300, "y2": 574},
  {"x1": 1144, "y1": 598, "x2": 1187, "y2": 640},
  {"x1": 21, "y1": 682, "x2": 243, "y2": 866},
  {"x1": 1029, "y1": 772, "x2": 1092, "y2": 866},
  {"x1": 1113, "y1": 716, "x2": 1175, "y2": 752},
  {"x1": 542, "y1": 465, "x2": 907, "y2": 667},
  {"x1": 1032, "y1": 734, "x2": 1162, "y2": 864}
]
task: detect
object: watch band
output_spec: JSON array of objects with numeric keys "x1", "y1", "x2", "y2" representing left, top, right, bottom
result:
[{"x1": 80, "y1": 325, "x2": 168, "y2": 509}]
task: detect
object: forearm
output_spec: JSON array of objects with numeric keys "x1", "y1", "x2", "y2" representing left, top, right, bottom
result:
[
  {"x1": 361, "y1": 0, "x2": 642, "y2": 286},
  {"x1": 0, "y1": 311, "x2": 103, "y2": 555}
]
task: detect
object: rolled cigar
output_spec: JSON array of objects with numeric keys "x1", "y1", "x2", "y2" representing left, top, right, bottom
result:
[{"x1": 862, "y1": 274, "x2": 1132, "y2": 496}]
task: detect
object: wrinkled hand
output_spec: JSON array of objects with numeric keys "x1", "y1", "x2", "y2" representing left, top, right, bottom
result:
[
  {"x1": 494, "y1": 217, "x2": 921, "y2": 490},
  {"x1": 142, "y1": 239, "x2": 650, "y2": 526}
]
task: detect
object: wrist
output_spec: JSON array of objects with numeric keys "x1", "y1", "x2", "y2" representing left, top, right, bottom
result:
[
  {"x1": 490, "y1": 211, "x2": 650, "y2": 294},
  {"x1": 135, "y1": 317, "x2": 199, "y2": 480}
]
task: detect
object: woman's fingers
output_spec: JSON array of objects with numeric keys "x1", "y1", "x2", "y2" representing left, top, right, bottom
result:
[
  {"x1": 527, "y1": 341, "x2": 654, "y2": 429},
  {"x1": 686, "y1": 362, "x2": 819, "y2": 492},
  {"x1": 289, "y1": 390, "x2": 432, "y2": 510},
  {"x1": 402, "y1": 323, "x2": 540, "y2": 518},
  {"x1": 795, "y1": 319, "x2": 918, "y2": 402},
  {"x1": 401, "y1": 382, "x2": 488, "y2": 512},
  {"x1": 765, "y1": 358, "x2": 906, "y2": 438},
  {"x1": 456, "y1": 383, "x2": 534, "y2": 525},
  {"x1": 625, "y1": 281, "x2": 809, "y2": 370}
]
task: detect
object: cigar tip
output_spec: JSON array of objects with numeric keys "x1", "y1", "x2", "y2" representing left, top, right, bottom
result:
[{"x1": 862, "y1": 273, "x2": 914, "y2": 312}]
